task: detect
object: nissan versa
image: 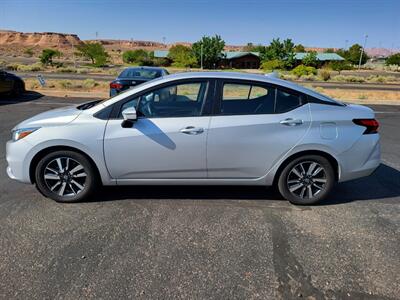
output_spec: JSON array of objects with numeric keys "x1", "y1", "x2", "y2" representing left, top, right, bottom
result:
[{"x1": 6, "y1": 72, "x2": 380, "y2": 205}]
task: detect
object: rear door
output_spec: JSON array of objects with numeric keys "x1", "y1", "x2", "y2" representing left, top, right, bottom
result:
[{"x1": 206, "y1": 79, "x2": 311, "y2": 178}]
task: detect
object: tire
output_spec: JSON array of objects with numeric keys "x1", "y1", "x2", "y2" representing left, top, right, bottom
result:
[
  {"x1": 11, "y1": 81, "x2": 24, "y2": 97},
  {"x1": 35, "y1": 150, "x2": 98, "y2": 203},
  {"x1": 277, "y1": 155, "x2": 335, "y2": 205}
]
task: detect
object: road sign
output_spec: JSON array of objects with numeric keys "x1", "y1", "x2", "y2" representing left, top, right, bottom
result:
[{"x1": 37, "y1": 74, "x2": 46, "y2": 87}]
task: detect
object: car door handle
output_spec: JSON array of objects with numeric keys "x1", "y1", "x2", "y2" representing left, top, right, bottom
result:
[
  {"x1": 180, "y1": 126, "x2": 204, "y2": 135},
  {"x1": 280, "y1": 118, "x2": 303, "y2": 126}
]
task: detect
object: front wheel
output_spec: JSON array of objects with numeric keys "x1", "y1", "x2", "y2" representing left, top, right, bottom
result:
[
  {"x1": 35, "y1": 150, "x2": 98, "y2": 203},
  {"x1": 277, "y1": 155, "x2": 335, "y2": 205}
]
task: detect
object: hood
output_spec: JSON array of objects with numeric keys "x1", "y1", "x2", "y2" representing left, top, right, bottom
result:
[{"x1": 14, "y1": 105, "x2": 82, "y2": 130}]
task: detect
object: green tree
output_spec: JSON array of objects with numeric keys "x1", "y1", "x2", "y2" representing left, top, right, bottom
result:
[
  {"x1": 386, "y1": 53, "x2": 400, "y2": 65},
  {"x1": 346, "y1": 44, "x2": 369, "y2": 65},
  {"x1": 39, "y1": 49, "x2": 62, "y2": 65},
  {"x1": 76, "y1": 42, "x2": 109, "y2": 66},
  {"x1": 122, "y1": 49, "x2": 149, "y2": 64},
  {"x1": 167, "y1": 45, "x2": 197, "y2": 67},
  {"x1": 192, "y1": 35, "x2": 225, "y2": 69},
  {"x1": 294, "y1": 44, "x2": 305, "y2": 53},
  {"x1": 264, "y1": 38, "x2": 295, "y2": 69},
  {"x1": 302, "y1": 51, "x2": 318, "y2": 67}
]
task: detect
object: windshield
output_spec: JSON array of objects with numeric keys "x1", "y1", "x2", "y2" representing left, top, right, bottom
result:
[{"x1": 119, "y1": 68, "x2": 162, "y2": 79}]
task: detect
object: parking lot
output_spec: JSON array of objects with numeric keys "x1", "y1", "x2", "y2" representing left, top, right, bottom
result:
[{"x1": 0, "y1": 94, "x2": 399, "y2": 299}]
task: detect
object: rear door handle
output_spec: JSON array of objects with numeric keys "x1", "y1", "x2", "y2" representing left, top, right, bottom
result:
[
  {"x1": 180, "y1": 126, "x2": 204, "y2": 135},
  {"x1": 280, "y1": 118, "x2": 303, "y2": 126}
]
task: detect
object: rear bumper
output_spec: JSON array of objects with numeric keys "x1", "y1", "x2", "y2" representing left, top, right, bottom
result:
[{"x1": 338, "y1": 133, "x2": 380, "y2": 182}]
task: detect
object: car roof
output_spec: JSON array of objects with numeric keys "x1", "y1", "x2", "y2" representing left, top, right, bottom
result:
[
  {"x1": 161, "y1": 71, "x2": 338, "y2": 102},
  {"x1": 101, "y1": 71, "x2": 340, "y2": 108},
  {"x1": 122, "y1": 66, "x2": 166, "y2": 71}
]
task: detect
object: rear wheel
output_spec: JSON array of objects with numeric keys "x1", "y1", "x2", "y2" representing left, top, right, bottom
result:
[
  {"x1": 278, "y1": 155, "x2": 335, "y2": 205},
  {"x1": 35, "y1": 150, "x2": 98, "y2": 203},
  {"x1": 11, "y1": 81, "x2": 24, "y2": 97}
]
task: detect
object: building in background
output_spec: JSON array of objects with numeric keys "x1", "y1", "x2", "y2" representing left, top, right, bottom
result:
[{"x1": 153, "y1": 50, "x2": 260, "y2": 69}]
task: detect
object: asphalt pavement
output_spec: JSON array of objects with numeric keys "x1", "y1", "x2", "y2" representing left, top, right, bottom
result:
[{"x1": 0, "y1": 94, "x2": 399, "y2": 299}]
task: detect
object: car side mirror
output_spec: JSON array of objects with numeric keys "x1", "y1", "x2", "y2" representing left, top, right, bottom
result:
[
  {"x1": 122, "y1": 107, "x2": 137, "y2": 121},
  {"x1": 121, "y1": 107, "x2": 137, "y2": 128}
]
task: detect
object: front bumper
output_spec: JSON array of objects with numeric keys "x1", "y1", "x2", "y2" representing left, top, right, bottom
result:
[{"x1": 6, "y1": 139, "x2": 32, "y2": 183}]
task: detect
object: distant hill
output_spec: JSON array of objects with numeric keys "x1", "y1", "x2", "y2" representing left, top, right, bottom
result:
[
  {"x1": 0, "y1": 30, "x2": 82, "y2": 48},
  {"x1": 0, "y1": 29, "x2": 398, "y2": 58}
]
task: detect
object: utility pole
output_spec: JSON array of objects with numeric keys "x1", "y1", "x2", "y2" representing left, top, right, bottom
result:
[
  {"x1": 358, "y1": 34, "x2": 368, "y2": 70},
  {"x1": 200, "y1": 43, "x2": 203, "y2": 70},
  {"x1": 345, "y1": 39, "x2": 349, "y2": 50},
  {"x1": 72, "y1": 39, "x2": 76, "y2": 68}
]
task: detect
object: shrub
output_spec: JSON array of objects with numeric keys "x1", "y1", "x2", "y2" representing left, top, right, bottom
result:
[
  {"x1": 327, "y1": 61, "x2": 353, "y2": 72},
  {"x1": 261, "y1": 59, "x2": 284, "y2": 71},
  {"x1": 11, "y1": 63, "x2": 43, "y2": 72},
  {"x1": 6, "y1": 63, "x2": 19, "y2": 71},
  {"x1": 29, "y1": 81, "x2": 40, "y2": 89},
  {"x1": 386, "y1": 53, "x2": 400, "y2": 66},
  {"x1": 122, "y1": 49, "x2": 148, "y2": 64},
  {"x1": 57, "y1": 67, "x2": 77, "y2": 73},
  {"x1": 279, "y1": 73, "x2": 298, "y2": 81},
  {"x1": 76, "y1": 68, "x2": 90, "y2": 74},
  {"x1": 318, "y1": 69, "x2": 331, "y2": 81},
  {"x1": 58, "y1": 80, "x2": 72, "y2": 89},
  {"x1": 291, "y1": 65, "x2": 317, "y2": 77},
  {"x1": 300, "y1": 74, "x2": 317, "y2": 81},
  {"x1": 331, "y1": 75, "x2": 365, "y2": 83},
  {"x1": 24, "y1": 48, "x2": 34, "y2": 57},
  {"x1": 82, "y1": 78, "x2": 98, "y2": 89}
]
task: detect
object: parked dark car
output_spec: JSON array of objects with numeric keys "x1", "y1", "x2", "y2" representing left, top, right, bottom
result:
[
  {"x1": 0, "y1": 70, "x2": 25, "y2": 96},
  {"x1": 110, "y1": 67, "x2": 169, "y2": 96}
]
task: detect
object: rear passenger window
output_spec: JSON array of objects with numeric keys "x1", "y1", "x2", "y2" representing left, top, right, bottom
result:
[
  {"x1": 275, "y1": 89, "x2": 302, "y2": 113},
  {"x1": 221, "y1": 83, "x2": 274, "y2": 115}
]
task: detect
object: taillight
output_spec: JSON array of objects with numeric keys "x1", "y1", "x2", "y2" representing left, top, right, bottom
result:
[
  {"x1": 353, "y1": 119, "x2": 379, "y2": 134},
  {"x1": 110, "y1": 82, "x2": 123, "y2": 89}
]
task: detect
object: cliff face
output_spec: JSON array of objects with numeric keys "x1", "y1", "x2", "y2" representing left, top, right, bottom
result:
[{"x1": 0, "y1": 30, "x2": 83, "y2": 48}]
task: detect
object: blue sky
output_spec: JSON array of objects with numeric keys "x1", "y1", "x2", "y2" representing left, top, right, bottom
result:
[{"x1": 1, "y1": 0, "x2": 399, "y2": 49}]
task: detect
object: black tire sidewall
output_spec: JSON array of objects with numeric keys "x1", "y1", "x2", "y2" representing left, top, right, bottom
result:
[
  {"x1": 12, "y1": 81, "x2": 24, "y2": 96},
  {"x1": 278, "y1": 155, "x2": 335, "y2": 205},
  {"x1": 35, "y1": 150, "x2": 97, "y2": 203}
]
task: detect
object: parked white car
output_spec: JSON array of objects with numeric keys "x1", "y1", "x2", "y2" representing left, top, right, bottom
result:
[{"x1": 6, "y1": 72, "x2": 380, "y2": 204}]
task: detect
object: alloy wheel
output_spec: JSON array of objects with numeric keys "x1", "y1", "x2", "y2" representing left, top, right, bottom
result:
[
  {"x1": 43, "y1": 157, "x2": 87, "y2": 197},
  {"x1": 286, "y1": 161, "x2": 327, "y2": 199}
]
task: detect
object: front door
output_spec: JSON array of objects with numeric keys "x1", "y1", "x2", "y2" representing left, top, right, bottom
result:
[
  {"x1": 207, "y1": 80, "x2": 311, "y2": 178},
  {"x1": 104, "y1": 80, "x2": 212, "y2": 179}
]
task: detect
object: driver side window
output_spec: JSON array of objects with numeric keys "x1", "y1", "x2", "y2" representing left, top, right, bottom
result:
[{"x1": 120, "y1": 81, "x2": 208, "y2": 118}]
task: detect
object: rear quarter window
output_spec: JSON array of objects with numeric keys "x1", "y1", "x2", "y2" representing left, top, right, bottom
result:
[{"x1": 275, "y1": 89, "x2": 302, "y2": 113}]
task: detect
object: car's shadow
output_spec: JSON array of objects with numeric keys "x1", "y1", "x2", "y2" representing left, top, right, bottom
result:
[
  {"x1": 0, "y1": 91, "x2": 44, "y2": 106},
  {"x1": 88, "y1": 164, "x2": 400, "y2": 205}
]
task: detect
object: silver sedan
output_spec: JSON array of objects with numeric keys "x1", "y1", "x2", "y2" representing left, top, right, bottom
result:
[{"x1": 6, "y1": 72, "x2": 380, "y2": 204}]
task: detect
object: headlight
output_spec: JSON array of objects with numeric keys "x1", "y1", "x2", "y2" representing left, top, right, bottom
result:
[{"x1": 12, "y1": 127, "x2": 40, "y2": 142}]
